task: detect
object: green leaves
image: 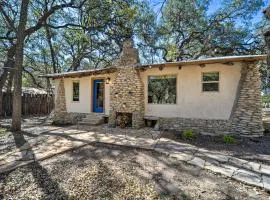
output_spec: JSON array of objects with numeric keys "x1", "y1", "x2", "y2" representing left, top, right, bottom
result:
[{"x1": 145, "y1": 0, "x2": 265, "y2": 62}]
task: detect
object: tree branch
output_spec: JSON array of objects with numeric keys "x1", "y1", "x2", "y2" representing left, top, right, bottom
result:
[
  {"x1": 24, "y1": 0, "x2": 87, "y2": 36},
  {"x1": 23, "y1": 67, "x2": 44, "y2": 88}
]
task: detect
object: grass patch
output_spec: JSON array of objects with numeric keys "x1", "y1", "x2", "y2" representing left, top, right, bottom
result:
[
  {"x1": 182, "y1": 129, "x2": 195, "y2": 140},
  {"x1": 223, "y1": 135, "x2": 235, "y2": 144}
]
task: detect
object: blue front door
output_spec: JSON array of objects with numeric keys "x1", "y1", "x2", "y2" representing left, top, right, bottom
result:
[{"x1": 93, "y1": 79, "x2": 104, "y2": 113}]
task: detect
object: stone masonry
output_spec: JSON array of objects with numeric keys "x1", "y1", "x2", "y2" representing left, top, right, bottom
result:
[
  {"x1": 50, "y1": 39, "x2": 263, "y2": 136},
  {"x1": 159, "y1": 61, "x2": 263, "y2": 137},
  {"x1": 230, "y1": 62, "x2": 264, "y2": 136},
  {"x1": 108, "y1": 39, "x2": 145, "y2": 128},
  {"x1": 53, "y1": 79, "x2": 87, "y2": 125},
  {"x1": 159, "y1": 118, "x2": 231, "y2": 135},
  {"x1": 53, "y1": 78, "x2": 67, "y2": 124}
]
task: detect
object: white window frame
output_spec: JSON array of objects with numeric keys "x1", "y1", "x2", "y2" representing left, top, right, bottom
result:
[{"x1": 201, "y1": 72, "x2": 220, "y2": 92}]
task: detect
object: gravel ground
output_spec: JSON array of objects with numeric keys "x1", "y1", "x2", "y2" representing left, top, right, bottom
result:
[{"x1": 0, "y1": 143, "x2": 269, "y2": 200}]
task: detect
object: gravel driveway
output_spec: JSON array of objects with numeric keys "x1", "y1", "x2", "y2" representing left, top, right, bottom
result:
[{"x1": 0, "y1": 143, "x2": 269, "y2": 200}]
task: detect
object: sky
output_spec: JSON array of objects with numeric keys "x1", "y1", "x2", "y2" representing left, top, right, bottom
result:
[
  {"x1": 149, "y1": 0, "x2": 270, "y2": 24},
  {"x1": 208, "y1": 0, "x2": 270, "y2": 23}
]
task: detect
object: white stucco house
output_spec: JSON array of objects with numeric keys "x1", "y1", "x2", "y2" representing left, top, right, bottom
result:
[{"x1": 43, "y1": 39, "x2": 267, "y2": 137}]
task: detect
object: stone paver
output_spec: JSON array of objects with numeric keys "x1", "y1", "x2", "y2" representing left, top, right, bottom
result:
[{"x1": 0, "y1": 124, "x2": 270, "y2": 192}]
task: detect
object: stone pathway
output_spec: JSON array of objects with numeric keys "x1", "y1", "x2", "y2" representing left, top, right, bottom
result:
[{"x1": 0, "y1": 124, "x2": 270, "y2": 191}]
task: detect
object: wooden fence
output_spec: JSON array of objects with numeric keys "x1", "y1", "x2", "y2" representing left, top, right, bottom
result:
[{"x1": 2, "y1": 92, "x2": 54, "y2": 117}]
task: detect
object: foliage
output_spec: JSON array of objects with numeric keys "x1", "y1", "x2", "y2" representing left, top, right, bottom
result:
[
  {"x1": 262, "y1": 94, "x2": 270, "y2": 103},
  {"x1": 146, "y1": 0, "x2": 265, "y2": 62},
  {"x1": 0, "y1": 128, "x2": 6, "y2": 136},
  {"x1": 148, "y1": 75, "x2": 176, "y2": 104},
  {"x1": 223, "y1": 135, "x2": 235, "y2": 144},
  {"x1": 182, "y1": 129, "x2": 195, "y2": 140},
  {"x1": 264, "y1": 128, "x2": 270, "y2": 135},
  {"x1": 0, "y1": 0, "x2": 269, "y2": 129},
  {"x1": 1, "y1": 0, "x2": 268, "y2": 89},
  {"x1": 0, "y1": 0, "x2": 144, "y2": 88}
]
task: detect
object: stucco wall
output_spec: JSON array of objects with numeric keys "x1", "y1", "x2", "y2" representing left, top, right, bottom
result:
[
  {"x1": 53, "y1": 73, "x2": 115, "y2": 115},
  {"x1": 140, "y1": 63, "x2": 242, "y2": 120}
]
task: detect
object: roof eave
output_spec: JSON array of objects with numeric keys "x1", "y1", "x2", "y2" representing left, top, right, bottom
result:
[
  {"x1": 137, "y1": 55, "x2": 267, "y2": 69},
  {"x1": 40, "y1": 67, "x2": 117, "y2": 79}
]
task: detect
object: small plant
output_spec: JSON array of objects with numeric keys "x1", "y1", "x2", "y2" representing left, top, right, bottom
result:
[
  {"x1": 264, "y1": 128, "x2": 270, "y2": 136},
  {"x1": 182, "y1": 129, "x2": 195, "y2": 140},
  {"x1": 223, "y1": 135, "x2": 235, "y2": 144},
  {"x1": 262, "y1": 94, "x2": 270, "y2": 103},
  {"x1": 0, "y1": 128, "x2": 6, "y2": 136}
]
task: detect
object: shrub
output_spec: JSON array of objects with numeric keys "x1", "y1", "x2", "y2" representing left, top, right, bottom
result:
[
  {"x1": 182, "y1": 129, "x2": 195, "y2": 140},
  {"x1": 0, "y1": 128, "x2": 6, "y2": 136},
  {"x1": 223, "y1": 135, "x2": 235, "y2": 144},
  {"x1": 262, "y1": 94, "x2": 270, "y2": 103},
  {"x1": 264, "y1": 128, "x2": 270, "y2": 136}
]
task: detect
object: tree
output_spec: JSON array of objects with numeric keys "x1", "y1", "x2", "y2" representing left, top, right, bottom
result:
[
  {"x1": 142, "y1": 0, "x2": 265, "y2": 62},
  {"x1": 263, "y1": 5, "x2": 270, "y2": 91},
  {"x1": 11, "y1": 0, "x2": 30, "y2": 131},
  {"x1": 1, "y1": 0, "x2": 88, "y2": 131},
  {"x1": 0, "y1": 0, "x2": 141, "y2": 130}
]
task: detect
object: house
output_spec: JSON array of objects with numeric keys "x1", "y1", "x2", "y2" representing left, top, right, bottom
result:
[{"x1": 43, "y1": 39, "x2": 267, "y2": 137}]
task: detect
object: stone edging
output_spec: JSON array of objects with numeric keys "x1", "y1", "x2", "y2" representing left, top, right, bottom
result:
[
  {"x1": 0, "y1": 131, "x2": 269, "y2": 192},
  {"x1": 96, "y1": 139, "x2": 270, "y2": 191}
]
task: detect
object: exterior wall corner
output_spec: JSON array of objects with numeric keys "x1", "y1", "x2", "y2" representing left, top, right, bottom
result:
[{"x1": 230, "y1": 62, "x2": 264, "y2": 136}]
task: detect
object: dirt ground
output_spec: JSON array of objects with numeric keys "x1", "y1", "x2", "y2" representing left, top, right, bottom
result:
[
  {"x1": 0, "y1": 143, "x2": 269, "y2": 200},
  {"x1": 161, "y1": 130, "x2": 270, "y2": 164}
]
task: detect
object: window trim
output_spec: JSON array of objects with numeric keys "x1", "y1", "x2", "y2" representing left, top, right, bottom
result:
[
  {"x1": 201, "y1": 71, "x2": 220, "y2": 92},
  {"x1": 147, "y1": 74, "x2": 178, "y2": 105},
  {"x1": 72, "y1": 80, "x2": 80, "y2": 102}
]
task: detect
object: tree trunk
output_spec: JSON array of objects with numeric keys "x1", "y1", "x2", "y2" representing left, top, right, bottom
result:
[
  {"x1": 11, "y1": 0, "x2": 29, "y2": 132},
  {"x1": 45, "y1": 24, "x2": 58, "y2": 73},
  {"x1": 0, "y1": 46, "x2": 16, "y2": 117},
  {"x1": 0, "y1": 69, "x2": 8, "y2": 117}
]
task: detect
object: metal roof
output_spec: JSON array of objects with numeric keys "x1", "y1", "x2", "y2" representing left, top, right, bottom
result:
[
  {"x1": 138, "y1": 54, "x2": 267, "y2": 69},
  {"x1": 41, "y1": 55, "x2": 267, "y2": 79},
  {"x1": 40, "y1": 67, "x2": 117, "y2": 79}
]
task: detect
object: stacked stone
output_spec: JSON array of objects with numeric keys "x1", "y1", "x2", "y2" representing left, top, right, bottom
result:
[
  {"x1": 53, "y1": 79, "x2": 68, "y2": 124},
  {"x1": 108, "y1": 39, "x2": 145, "y2": 128},
  {"x1": 159, "y1": 118, "x2": 231, "y2": 135},
  {"x1": 231, "y1": 62, "x2": 264, "y2": 136},
  {"x1": 158, "y1": 61, "x2": 263, "y2": 137},
  {"x1": 114, "y1": 39, "x2": 140, "y2": 67}
]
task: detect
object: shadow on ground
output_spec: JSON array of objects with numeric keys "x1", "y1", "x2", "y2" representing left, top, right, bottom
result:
[{"x1": 1, "y1": 132, "x2": 69, "y2": 199}]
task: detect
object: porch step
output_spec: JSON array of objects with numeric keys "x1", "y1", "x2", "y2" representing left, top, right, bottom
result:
[{"x1": 78, "y1": 113, "x2": 105, "y2": 126}]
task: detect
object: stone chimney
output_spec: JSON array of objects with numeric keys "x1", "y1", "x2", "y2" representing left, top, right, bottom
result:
[
  {"x1": 108, "y1": 38, "x2": 145, "y2": 128},
  {"x1": 114, "y1": 38, "x2": 140, "y2": 67}
]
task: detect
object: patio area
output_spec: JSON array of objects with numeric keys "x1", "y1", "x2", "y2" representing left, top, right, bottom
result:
[{"x1": 0, "y1": 116, "x2": 270, "y2": 195}]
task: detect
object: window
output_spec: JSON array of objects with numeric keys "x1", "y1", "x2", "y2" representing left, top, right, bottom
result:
[
  {"x1": 148, "y1": 75, "x2": 176, "y2": 104},
  {"x1": 72, "y1": 81, "x2": 80, "y2": 101},
  {"x1": 202, "y1": 72, "x2": 219, "y2": 92}
]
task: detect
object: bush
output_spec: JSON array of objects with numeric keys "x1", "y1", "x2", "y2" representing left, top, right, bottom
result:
[
  {"x1": 0, "y1": 128, "x2": 6, "y2": 136},
  {"x1": 264, "y1": 128, "x2": 270, "y2": 136},
  {"x1": 262, "y1": 94, "x2": 270, "y2": 103},
  {"x1": 223, "y1": 135, "x2": 235, "y2": 144},
  {"x1": 182, "y1": 129, "x2": 195, "y2": 140}
]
